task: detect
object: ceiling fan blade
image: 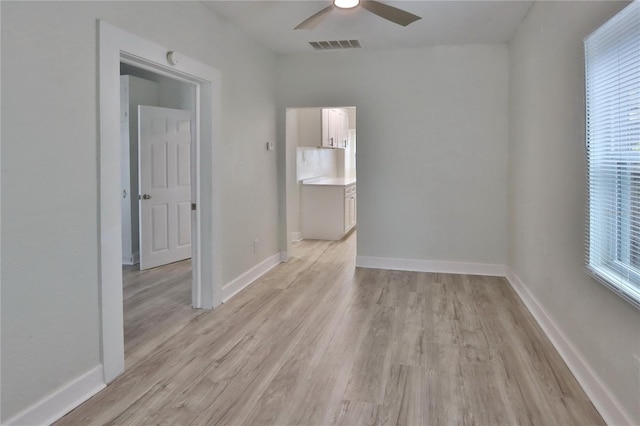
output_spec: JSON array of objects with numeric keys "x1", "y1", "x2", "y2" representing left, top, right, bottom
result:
[
  {"x1": 295, "y1": 5, "x2": 334, "y2": 30},
  {"x1": 360, "y1": 0, "x2": 421, "y2": 26}
]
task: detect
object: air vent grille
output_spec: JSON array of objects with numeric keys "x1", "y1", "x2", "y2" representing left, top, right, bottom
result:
[{"x1": 309, "y1": 40, "x2": 362, "y2": 50}]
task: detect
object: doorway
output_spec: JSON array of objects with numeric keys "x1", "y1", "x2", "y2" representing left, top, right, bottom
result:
[
  {"x1": 119, "y1": 63, "x2": 197, "y2": 361},
  {"x1": 119, "y1": 64, "x2": 195, "y2": 271},
  {"x1": 284, "y1": 106, "x2": 357, "y2": 259},
  {"x1": 99, "y1": 21, "x2": 222, "y2": 384}
]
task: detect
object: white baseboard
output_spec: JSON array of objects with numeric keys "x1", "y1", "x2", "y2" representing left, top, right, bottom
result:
[
  {"x1": 5, "y1": 365, "x2": 105, "y2": 426},
  {"x1": 122, "y1": 251, "x2": 139, "y2": 265},
  {"x1": 355, "y1": 255, "x2": 506, "y2": 277},
  {"x1": 505, "y1": 269, "x2": 634, "y2": 426},
  {"x1": 222, "y1": 252, "x2": 283, "y2": 303},
  {"x1": 291, "y1": 232, "x2": 303, "y2": 242}
]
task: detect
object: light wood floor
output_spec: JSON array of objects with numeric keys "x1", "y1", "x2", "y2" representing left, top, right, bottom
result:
[{"x1": 57, "y1": 233, "x2": 604, "y2": 425}]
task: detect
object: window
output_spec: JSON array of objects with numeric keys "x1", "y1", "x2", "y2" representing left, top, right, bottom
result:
[{"x1": 585, "y1": 0, "x2": 640, "y2": 308}]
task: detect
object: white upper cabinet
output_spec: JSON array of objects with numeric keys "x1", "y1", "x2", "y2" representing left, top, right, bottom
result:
[
  {"x1": 324, "y1": 108, "x2": 349, "y2": 148},
  {"x1": 321, "y1": 108, "x2": 331, "y2": 147},
  {"x1": 298, "y1": 107, "x2": 349, "y2": 148}
]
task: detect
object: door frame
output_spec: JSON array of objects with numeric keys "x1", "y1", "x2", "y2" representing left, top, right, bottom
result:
[{"x1": 99, "y1": 21, "x2": 222, "y2": 383}]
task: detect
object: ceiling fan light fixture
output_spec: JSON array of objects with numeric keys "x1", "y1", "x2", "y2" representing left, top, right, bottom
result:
[
  {"x1": 334, "y1": 0, "x2": 360, "y2": 9},
  {"x1": 295, "y1": 0, "x2": 420, "y2": 30}
]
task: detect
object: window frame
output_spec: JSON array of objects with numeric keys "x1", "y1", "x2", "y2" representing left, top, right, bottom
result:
[{"x1": 585, "y1": 0, "x2": 640, "y2": 310}]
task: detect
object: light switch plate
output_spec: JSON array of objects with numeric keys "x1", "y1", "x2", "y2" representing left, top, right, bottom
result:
[{"x1": 266, "y1": 141, "x2": 274, "y2": 151}]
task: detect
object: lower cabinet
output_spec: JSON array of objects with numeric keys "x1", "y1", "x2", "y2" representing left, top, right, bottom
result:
[
  {"x1": 302, "y1": 183, "x2": 357, "y2": 240},
  {"x1": 344, "y1": 184, "x2": 357, "y2": 233}
]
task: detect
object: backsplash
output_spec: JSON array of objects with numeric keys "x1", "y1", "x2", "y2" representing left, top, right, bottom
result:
[{"x1": 297, "y1": 147, "x2": 339, "y2": 181}]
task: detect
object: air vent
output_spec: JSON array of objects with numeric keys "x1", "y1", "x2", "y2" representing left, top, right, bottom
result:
[{"x1": 309, "y1": 40, "x2": 362, "y2": 50}]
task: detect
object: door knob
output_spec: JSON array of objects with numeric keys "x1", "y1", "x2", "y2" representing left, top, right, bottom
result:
[{"x1": 142, "y1": 194, "x2": 152, "y2": 200}]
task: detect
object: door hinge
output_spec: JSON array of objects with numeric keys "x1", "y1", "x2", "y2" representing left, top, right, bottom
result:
[{"x1": 191, "y1": 203, "x2": 196, "y2": 211}]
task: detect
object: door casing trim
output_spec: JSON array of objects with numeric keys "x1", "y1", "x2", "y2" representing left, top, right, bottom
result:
[{"x1": 98, "y1": 20, "x2": 222, "y2": 383}]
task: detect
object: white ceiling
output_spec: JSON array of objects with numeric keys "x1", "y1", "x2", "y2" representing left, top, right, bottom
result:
[{"x1": 203, "y1": 0, "x2": 535, "y2": 54}]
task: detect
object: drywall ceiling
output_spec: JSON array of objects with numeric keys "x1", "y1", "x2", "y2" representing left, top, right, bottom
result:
[{"x1": 203, "y1": 0, "x2": 535, "y2": 54}]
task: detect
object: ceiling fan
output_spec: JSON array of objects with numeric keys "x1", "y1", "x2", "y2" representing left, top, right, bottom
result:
[{"x1": 295, "y1": 0, "x2": 422, "y2": 30}]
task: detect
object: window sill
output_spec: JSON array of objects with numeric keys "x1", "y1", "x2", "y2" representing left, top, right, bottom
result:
[{"x1": 587, "y1": 265, "x2": 640, "y2": 310}]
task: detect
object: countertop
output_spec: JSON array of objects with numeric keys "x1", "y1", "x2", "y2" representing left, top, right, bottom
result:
[{"x1": 302, "y1": 177, "x2": 356, "y2": 187}]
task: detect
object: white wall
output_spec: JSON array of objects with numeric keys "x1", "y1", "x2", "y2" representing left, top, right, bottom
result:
[
  {"x1": 1, "y1": 1, "x2": 278, "y2": 421},
  {"x1": 277, "y1": 46, "x2": 509, "y2": 265},
  {"x1": 508, "y1": 1, "x2": 640, "y2": 423}
]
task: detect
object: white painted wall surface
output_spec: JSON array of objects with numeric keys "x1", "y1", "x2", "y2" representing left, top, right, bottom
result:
[
  {"x1": 508, "y1": 1, "x2": 640, "y2": 423},
  {"x1": 277, "y1": 46, "x2": 508, "y2": 265},
  {"x1": 1, "y1": 1, "x2": 277, "y2": 421}
]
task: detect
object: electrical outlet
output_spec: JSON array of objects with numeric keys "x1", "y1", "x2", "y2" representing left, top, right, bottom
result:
[{"x1": 253, "y1": 239, "x2": 259, "y2": 254}]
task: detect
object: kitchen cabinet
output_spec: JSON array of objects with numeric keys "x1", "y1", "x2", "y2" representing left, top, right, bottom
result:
[
  {"x1": 322, "y1": 108, "x2": 349, "y2": 148},
  {"x1": 344, "y1": 184, "x2": 357, "y2": 232},
  {"x1": 336, "y1": 109, "x2": 349, "y2": 148},
  {"x1": 298, "y1": 107, "x2": 349, "y2": 148},
  {"x1": 301, "y1": 179, "x2": 356, "y2": 240}
]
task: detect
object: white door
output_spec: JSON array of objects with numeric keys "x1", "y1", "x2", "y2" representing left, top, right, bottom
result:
[{"x1": 138, "y1": 105, "x2": 192, "y2": 270}]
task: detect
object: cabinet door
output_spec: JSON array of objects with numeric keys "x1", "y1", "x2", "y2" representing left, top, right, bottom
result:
[
  {"x1": 349, "y1": 194, "x2": 357, "y2": 228},
  {"x1": 337, "y1": 109, "x2": 348, "y2": 148},
  {"x1": 349, "y1": 194, "x2": 358, "y2": 228},
  {"x1": 343, "y1": 111, "x2": 349, "y2": 147},
  {"x1": 344, "y1": 194, "x2": 357, "y2": 232},
  {"x1": 321, "y1": 109, "x2": 332, "y2": 147},
  {"x1": 344, "y1": 195, "x2": 350, "y2": 233},
  {"x1": 330, "y1": 109, "x2": 340, "y2": 148},
  {"x1": 321, "y1": 108, "x2": 349, "y2": 148}
]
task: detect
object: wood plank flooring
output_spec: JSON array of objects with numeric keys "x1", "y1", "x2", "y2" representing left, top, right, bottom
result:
[{"x1": 57, "y1": 233, "x2": 604, "y2": 425}]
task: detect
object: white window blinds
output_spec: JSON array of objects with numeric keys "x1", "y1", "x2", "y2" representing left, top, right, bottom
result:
[{"x1": 585, "y1": 0, "x2": 640, "y2": 308}]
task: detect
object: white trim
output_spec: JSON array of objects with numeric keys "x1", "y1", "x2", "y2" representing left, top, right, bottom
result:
[
  {"x1": 291, "y1": 231, "x2": 303, "y2": 242},
  {"x1": 122, "y1": 251, "x2": 140, "y2": 265},
  {"x1": 222, "y1": 253, "x2": 283, "y2": 303},
  {"x1": 99, "y1": 21, "x2": 221, "y2": 384},
  {"x1": 505, "y1": 269, "x2": 635, "y2": 426},
  {"x1": 355, "y1": 255, "x2": 506, "y2": 276},
  {"x1": 4, "y1": 366, "x2": 105, "y2": 426}
]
